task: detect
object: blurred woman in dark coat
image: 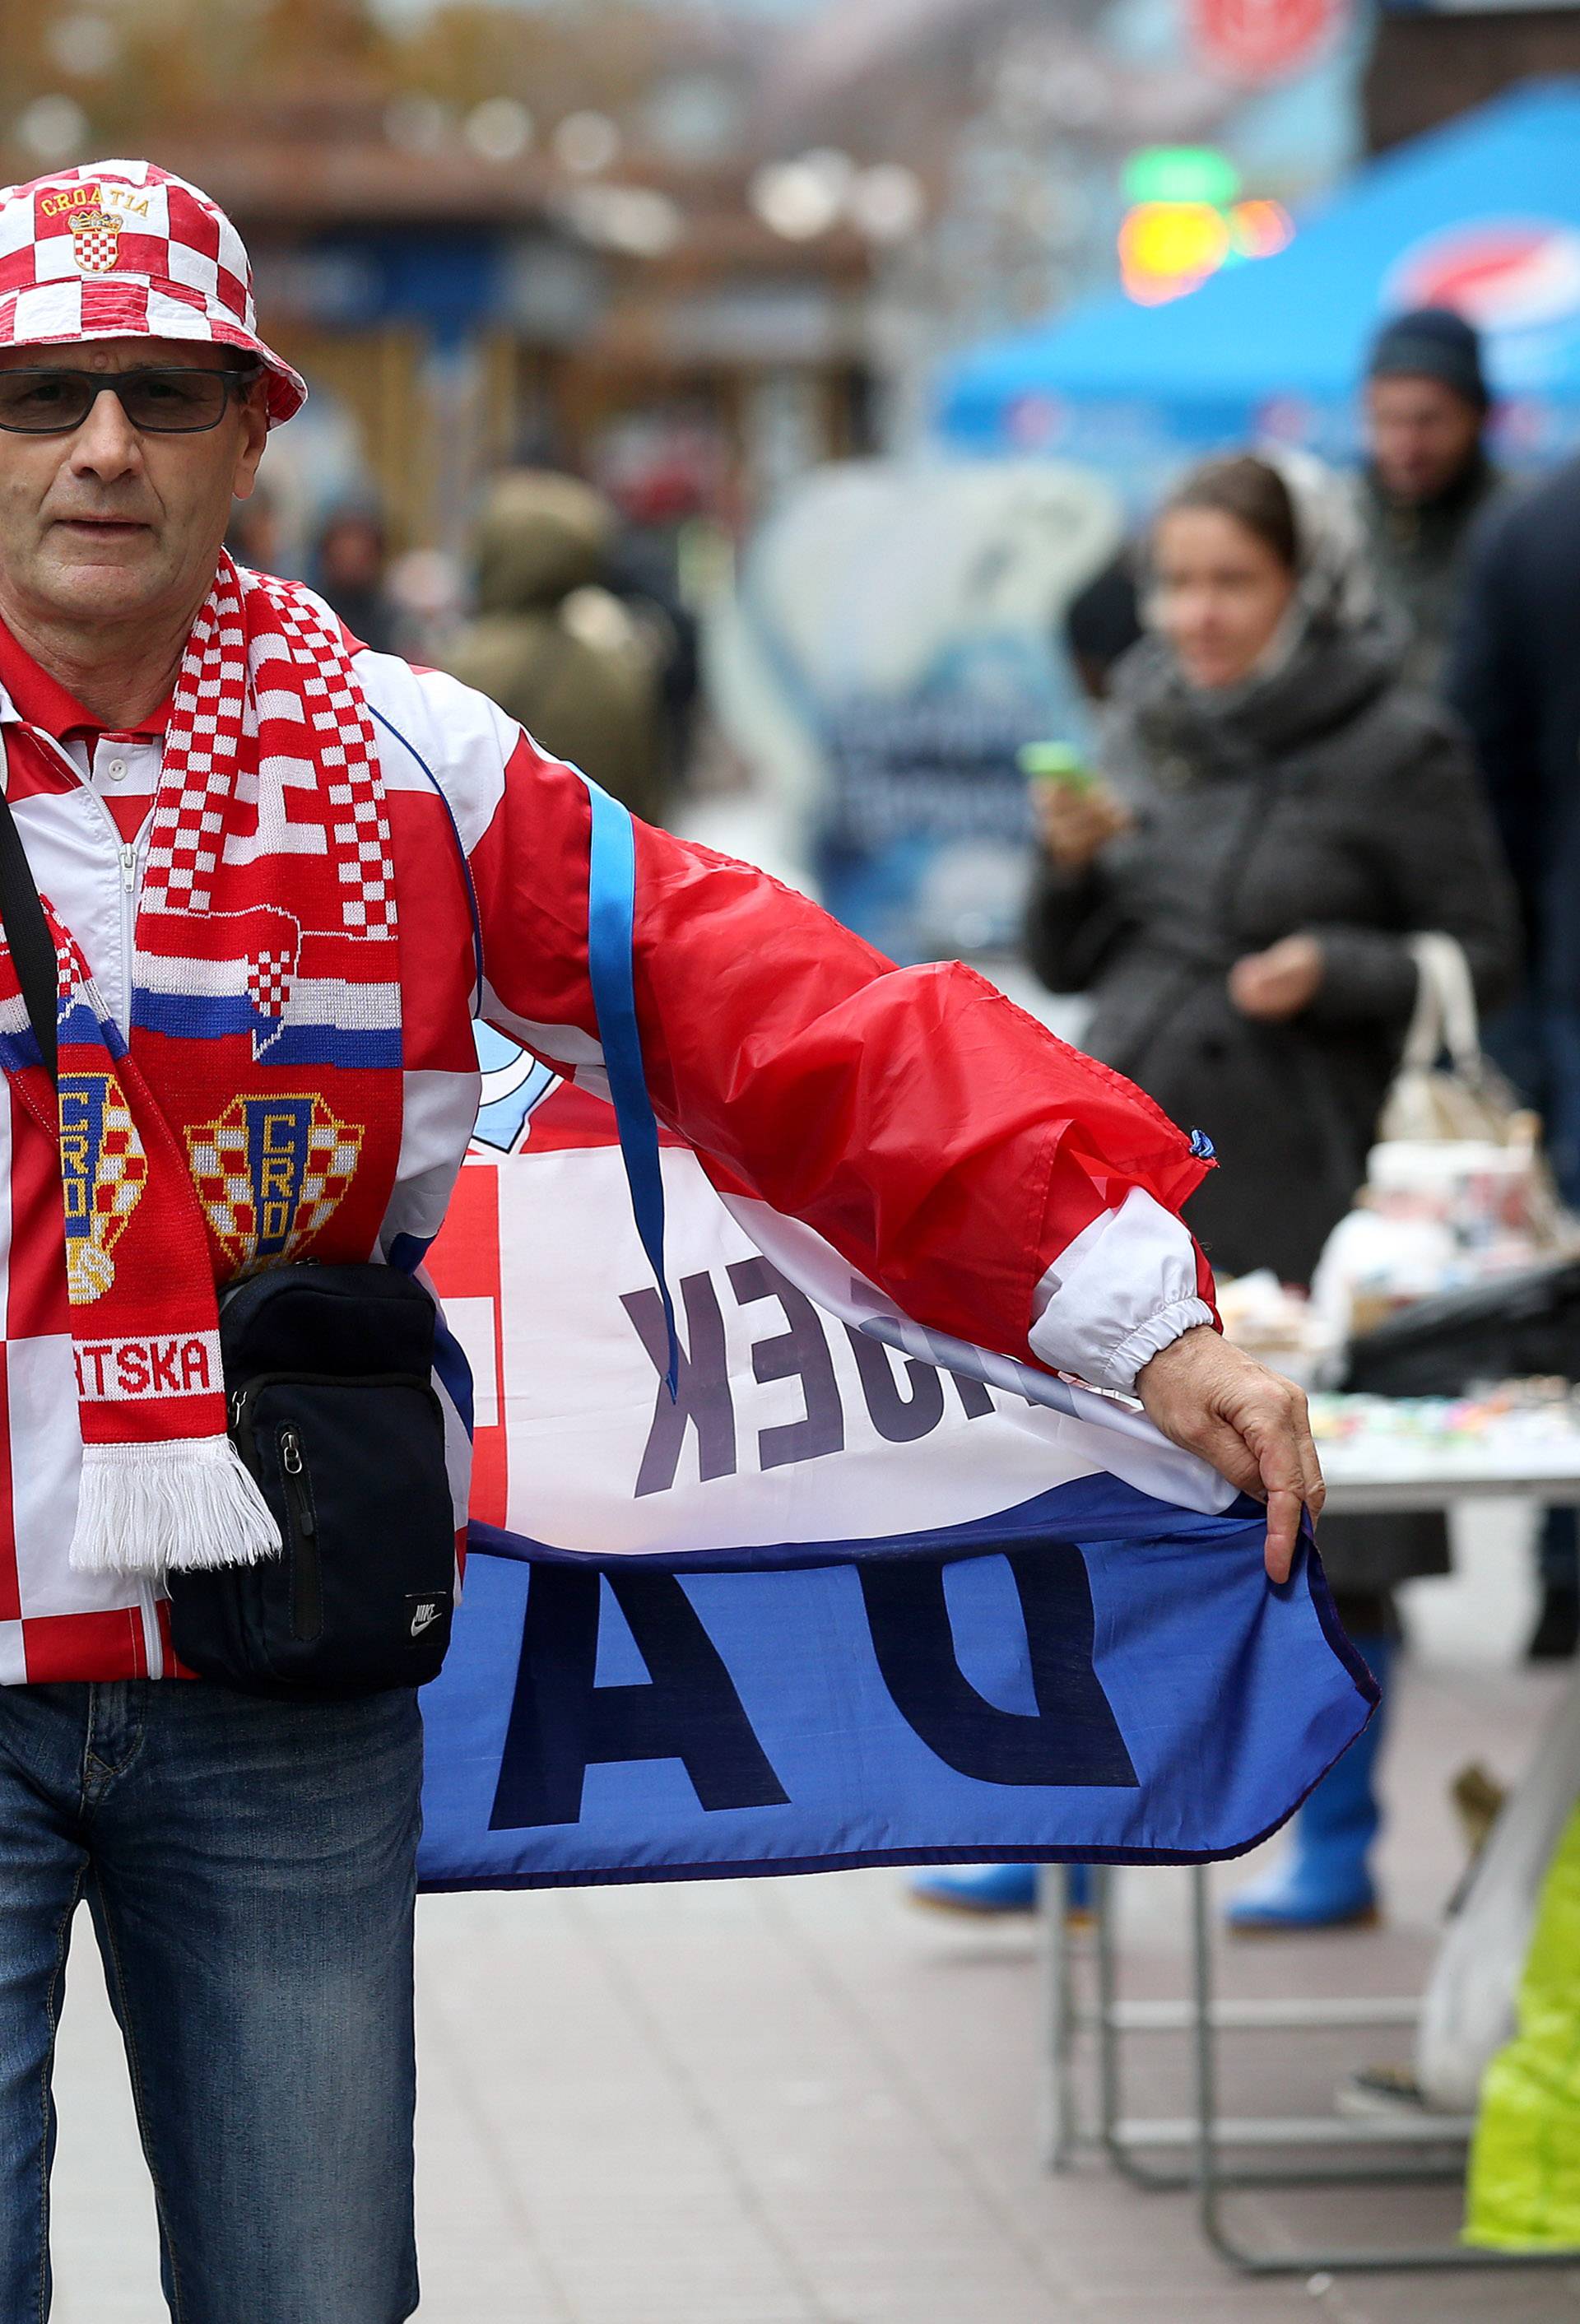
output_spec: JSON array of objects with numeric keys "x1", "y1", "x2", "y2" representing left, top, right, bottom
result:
[{"x1": 1030, "y1": 453, "x2": 1520, "y2": 1931}]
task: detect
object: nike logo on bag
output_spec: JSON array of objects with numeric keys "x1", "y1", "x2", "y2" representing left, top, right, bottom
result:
[{"x1": 410, "y1": 1602, "x2": 442, "y2": 1638}]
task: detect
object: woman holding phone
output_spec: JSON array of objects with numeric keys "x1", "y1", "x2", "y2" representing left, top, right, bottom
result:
[
  {"x1": 922, "y1": 453, "x2": 1519, "y2": 1931},
  {"x1": 1030, "y1": 452, "x2": 1516, "y2": 1287}
]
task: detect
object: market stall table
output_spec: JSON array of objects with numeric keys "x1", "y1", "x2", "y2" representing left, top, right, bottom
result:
[
  {"x1": 1043, "y1": 1390, "x2": 1580, "y2": 2276},
  {"x1": 1317, "y1": 1411, "x2": 1580, "y2": 1514}
]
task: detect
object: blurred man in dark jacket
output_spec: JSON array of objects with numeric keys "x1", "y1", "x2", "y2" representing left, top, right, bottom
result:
[
  {"x1": 1448, "y1": 456, "x2": 1580, "y2": 1655},
  {"x1": 1358, "y1": 308, "x2": 1506, "y2": 689}
]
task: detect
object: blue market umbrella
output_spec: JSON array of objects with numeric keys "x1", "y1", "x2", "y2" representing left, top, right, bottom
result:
[{"x1": 936, "y1": 81, "x2": 1580, "y2": 465}]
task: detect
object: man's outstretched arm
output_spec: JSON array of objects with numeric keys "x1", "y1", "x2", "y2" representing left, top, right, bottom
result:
[{"x1": 457, "y1": 719, "x2": 1325, "y2": 1562}]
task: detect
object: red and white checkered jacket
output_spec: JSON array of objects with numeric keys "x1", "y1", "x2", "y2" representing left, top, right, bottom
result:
[{"x1": 0, "y1": 644, "x2": 1217, "y2": 1683}]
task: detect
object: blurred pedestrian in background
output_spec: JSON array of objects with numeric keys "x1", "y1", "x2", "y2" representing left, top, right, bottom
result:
[
  {"x1": 1020, "y1": 450, "x2": 1518, "y2": 1931},
  {"x1": 598, "y1": 421, "x2": 717, "y2": 792},
  {"x1": 312, "y1": 501, "x2": 397, "y2": 654},
  {"x1": 443, "y1": 468, "x2": 667, "y2": 825},
  {"x1": 225, "y1": 480, "x2": 284, "y2": 577},
  {"x1": 1448, "y1": 451, "x2": 1580, "y2": 1657},
  {"x1": 1355, "y1": 308, "x2": 1506, "y2": 689},
  {"x1": 1062, "y1": 547, "x2": 1143, "y2": 706}
]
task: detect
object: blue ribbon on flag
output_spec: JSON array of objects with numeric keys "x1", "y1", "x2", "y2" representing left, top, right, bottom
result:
[{"x1": 582, "y1": 776, "x2": 679, "y2": 1399}]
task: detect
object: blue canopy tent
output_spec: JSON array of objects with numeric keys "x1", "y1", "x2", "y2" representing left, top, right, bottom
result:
[{"x1": 936, "y1": 81, "x2": 1580, "y2": 482}]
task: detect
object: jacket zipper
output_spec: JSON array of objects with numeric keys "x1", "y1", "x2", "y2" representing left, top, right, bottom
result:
[
  {"x1": 111, "y1": 831, "x2": 140, "y2": 1033},
  {"x1": 40, "y1": 729, "x2": 146, "y2": 1038},
  {"x1": 278, "y1": 1426, "x2": 322, "y2": 1641},
  {"x1": 61, "y1": 747, "x2": 161, "y2": 1665}
]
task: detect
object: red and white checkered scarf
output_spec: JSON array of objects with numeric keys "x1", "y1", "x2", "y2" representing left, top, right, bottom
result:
[{"x1": 0, "y1": 555, "x2": 402, "y2": 1577}]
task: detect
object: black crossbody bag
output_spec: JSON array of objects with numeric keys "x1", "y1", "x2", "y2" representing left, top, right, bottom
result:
[{"x1": 0, "y1": 792, "x2": 458, "y2": 1699}]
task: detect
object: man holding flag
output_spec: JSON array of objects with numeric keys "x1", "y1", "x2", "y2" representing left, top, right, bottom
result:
[{"x1": 0, "y1": 160, "x2": 1327, "y2": 2322}]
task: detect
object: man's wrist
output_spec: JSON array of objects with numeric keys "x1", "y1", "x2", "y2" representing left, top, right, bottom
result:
[
  {"x1": 1027, "y1": 1192, "x2": 1215, "y2": 1395},
  {"x1": 1108, "y1": 1299, "x2": 1217, "y2": 1397}
]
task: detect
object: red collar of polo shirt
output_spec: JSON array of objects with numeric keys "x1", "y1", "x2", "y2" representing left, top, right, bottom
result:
[{"x1": 0, "y1": 616, "x2": 171, "y2": 746}]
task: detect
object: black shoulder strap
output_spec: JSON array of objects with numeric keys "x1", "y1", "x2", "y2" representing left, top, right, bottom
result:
[{"x1": 0, "y1": 786, "x2": 58, "y2": 1087}]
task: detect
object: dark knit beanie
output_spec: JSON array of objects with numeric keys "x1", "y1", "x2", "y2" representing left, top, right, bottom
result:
[{"x1": 1368, "y1": 306, "x2": 1489, "y2": 411}]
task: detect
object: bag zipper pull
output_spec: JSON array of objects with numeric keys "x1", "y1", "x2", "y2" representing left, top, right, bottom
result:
[{"x1": 280, "y1": 1429, "x2": 315, "y2": 1537}]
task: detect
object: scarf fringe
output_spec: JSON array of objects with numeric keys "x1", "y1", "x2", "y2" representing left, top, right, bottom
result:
[{"x1": 70, "y1": 1439, "x2": 282, "y2": 1578}]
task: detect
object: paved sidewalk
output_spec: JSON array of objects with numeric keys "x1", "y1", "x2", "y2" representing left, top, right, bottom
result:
[{"x1": 44, "y1": 1524, "x2": 1580, "y2": 2322}]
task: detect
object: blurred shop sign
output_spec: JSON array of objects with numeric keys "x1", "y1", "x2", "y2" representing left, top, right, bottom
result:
[
  {"x1": 817, "y1": 688, "x2": 1048, "y2": 962},
  {"x1": 258, "y1": 229, "x2": 602, "y2": 342},
  {"x1": 252, "y1": 245, "x2": 384, "y2": 327},
  {"x1": 1190, "y1": 0, "x2": 1346, "y2": 80},
  {"x1": 661, "y1": 282, "x2": 857, "y2": 365}
]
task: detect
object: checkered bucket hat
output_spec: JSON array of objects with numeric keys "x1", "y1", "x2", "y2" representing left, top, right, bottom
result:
[{"x1": 0, "y1": 157, "x2": 305, "y2": 424}]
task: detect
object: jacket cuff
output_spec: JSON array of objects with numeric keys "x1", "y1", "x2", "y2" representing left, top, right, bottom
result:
[
  {"x1": 1105, "y1": 1298, "x2": 1216, "y2": 1395},
  {"x1": 1026, "y1": 1188, "x2": 1215, "y2": 1395}
]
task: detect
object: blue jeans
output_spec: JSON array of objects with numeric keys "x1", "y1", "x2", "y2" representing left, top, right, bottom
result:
[{"x1": 0, "y1": 1680, "x2": 423, "y2": 2323}]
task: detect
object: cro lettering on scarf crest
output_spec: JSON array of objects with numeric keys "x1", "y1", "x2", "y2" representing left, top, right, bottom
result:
[
  {"x1": 58, "y1": 1071, "x2": 149, "y2": 1304},
  {"x1": 185, "y1": 1094, "x2": 363, "y2": 1272}
]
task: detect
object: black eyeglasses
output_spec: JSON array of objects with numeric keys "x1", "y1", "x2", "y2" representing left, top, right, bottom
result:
[{"x1": 0, "y1": 364, "x2": 262, "y2": 435}]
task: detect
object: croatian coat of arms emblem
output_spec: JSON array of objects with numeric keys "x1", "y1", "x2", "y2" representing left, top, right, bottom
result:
[
  {"x1": 58, "y1": 1072, "x2": 149, "y2": 1304},
  {"x1": 68, "y1": 204, "x2": 123, "y2": 276},
  {"x1": 185, "y1": 1095, "x2": 362, "y2": 1275}
]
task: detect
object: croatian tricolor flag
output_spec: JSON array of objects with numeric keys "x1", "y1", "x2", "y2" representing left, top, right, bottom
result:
[{"x1": 413, "y1": 1039, "x2": 1371, "y2": 1892}]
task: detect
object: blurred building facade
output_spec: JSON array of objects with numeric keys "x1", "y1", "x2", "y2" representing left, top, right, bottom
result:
[
  {"x1": 1367, "y1": 0, "x2": 1580, "y2": 152},
  {"x1": 0, "y1": 0, "x2": 890, "y2": 560},
  {"x1": 759, "y1": 0, "x2": 1369, "y2": 446},
  {"x1": 169, "y1": 93, "x2": 878, "y2": 556},
  {"x1": 6, "y1": 0, "x2": 1576, "y2": 560}
]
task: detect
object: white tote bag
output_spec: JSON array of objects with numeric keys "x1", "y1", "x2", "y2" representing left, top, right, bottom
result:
[
  {"x1": 1371, "y1": 932, "x2": 1568, "y2": 1253},
  {"x1": 1378, "y1": 932, "x2": 1528, "y2": 1149}
]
